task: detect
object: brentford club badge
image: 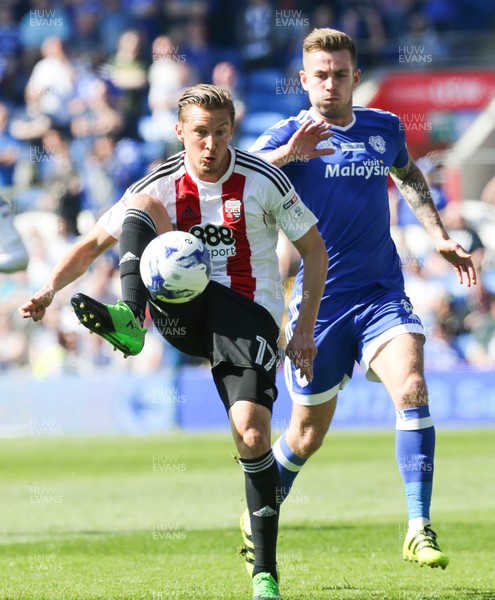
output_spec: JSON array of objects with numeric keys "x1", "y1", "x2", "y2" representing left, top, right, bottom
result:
[{"x1": 224, "y1": 199, "x2": 242, "y2": 220}]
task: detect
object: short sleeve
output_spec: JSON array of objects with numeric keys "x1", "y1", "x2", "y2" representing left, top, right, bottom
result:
[{"x1": 272, "y1": 188, "x2": 318, "y2": 243}]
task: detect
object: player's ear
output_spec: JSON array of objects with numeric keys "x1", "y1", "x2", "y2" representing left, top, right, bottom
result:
[
  {"x1": 175, "y1": 121, "x2": 184, "y2": 142},
  {"x1": 300, "y1": 69, "x2": 308, "y2": 91},
  {"x1": 352, "y1": 69, "x2": 361, "y2": 90}
]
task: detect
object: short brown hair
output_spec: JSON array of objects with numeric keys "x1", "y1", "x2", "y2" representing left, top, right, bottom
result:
[
  {"x1": 178, "y1": 84, "x2": 235, "y2": 125},
  {"x1": 303, "y1": 28, "x2": 357, "y2": 68}
]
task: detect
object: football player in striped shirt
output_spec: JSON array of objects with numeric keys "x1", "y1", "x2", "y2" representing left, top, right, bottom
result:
[
  {"x1": 244, "y1": 28, "x2": 477, "y2": 571},
  {"x1": 19, "y1": 84, "x2": 328, "y2": 600}
]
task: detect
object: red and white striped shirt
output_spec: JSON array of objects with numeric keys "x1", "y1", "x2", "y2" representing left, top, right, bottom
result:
[{"x1": 99, "y1": 146, "x2": 318, "y2": 325}]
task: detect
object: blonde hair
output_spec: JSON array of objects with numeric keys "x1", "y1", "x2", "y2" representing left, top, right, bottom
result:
[
  {"x1": 178, "y1": 84, "x2": 235, "y2": 124},
  {"x1": 303, "y1": 28, "x2": 357, "y2": 68}
]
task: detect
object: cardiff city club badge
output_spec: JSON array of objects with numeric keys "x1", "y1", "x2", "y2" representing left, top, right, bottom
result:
[
  {"x1": 369, "y1": 135, "x2": 386, "y2": 154},
  {"x1": 224, "y1": 199, "x2": 242, "y2": 221}
]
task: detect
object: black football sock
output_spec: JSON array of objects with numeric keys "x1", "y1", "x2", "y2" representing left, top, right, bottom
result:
[
  {"x1": 119, "y1": 208, "x2": 157, "y2": 325},
  {"x1": 238, "y1": 449, "x2": 281, "y2": 581}
]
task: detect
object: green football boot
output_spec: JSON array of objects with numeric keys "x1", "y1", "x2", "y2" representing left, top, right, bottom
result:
[
  {"x1": 71, "y1": 293, "x2": 146, "y2": 357},
  {"x1": 403, "y1": 525, "x2": 449, "y2": 569},
  {"x1": 252, "y1": 572, "x2": 281, "y2": 600}
]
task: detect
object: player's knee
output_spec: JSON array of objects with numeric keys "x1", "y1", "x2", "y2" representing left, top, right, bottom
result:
[
  {"x1": 290, "y1": 424, "x2": 325, "y2": 458},
  {"x1": 127, "y1": 193, "x2": 171, "y2": 232},
  {"x1": 398, "y1": 373, "x2": 429, "y2": 408},
  {"x1": 127, "y1": 193, "x2": 159, "y2": 211},
  {"x1": 240, "y1": 426, "x2": 270, "y2": 455}
]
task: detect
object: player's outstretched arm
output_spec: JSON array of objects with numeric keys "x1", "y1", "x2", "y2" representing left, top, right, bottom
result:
[
  {"x1": 391, "y1": 159, "x2": 477, "y2": 287},
  {"x1": 258, "y1": 120, "x2": 335, "y2": 168},
  {"x1": 19, "y1": 222, "x2": 117, "y2": 321},
  {"x1": 285, "y1": 224, "x2": 328, "y2": 382}
]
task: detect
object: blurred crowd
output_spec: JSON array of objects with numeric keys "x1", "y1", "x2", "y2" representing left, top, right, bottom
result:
[
  {"x1": 390, "y1": 158, "x2": 495, "y2": 371},
  {"x1": 1, "y1": 0, "x2": 495, "y2": 376}
]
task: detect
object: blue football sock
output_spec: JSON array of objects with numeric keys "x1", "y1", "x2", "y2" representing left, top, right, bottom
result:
[
  {"x1": 272, "y1": 433, "x2": 307, "y2": 503},
  {"x1": 396, "y1": 405, "x2": 435, "y2": 529}
]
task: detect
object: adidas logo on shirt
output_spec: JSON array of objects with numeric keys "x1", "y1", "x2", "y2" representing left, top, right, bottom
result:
[{"x1": 180, "y1": 206, "x2": 196, "y2": 220}]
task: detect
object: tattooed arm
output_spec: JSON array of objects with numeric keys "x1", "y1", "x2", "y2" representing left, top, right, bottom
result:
[{"x1": 390, "y1": 159, "x2": 477, "y2": 286}]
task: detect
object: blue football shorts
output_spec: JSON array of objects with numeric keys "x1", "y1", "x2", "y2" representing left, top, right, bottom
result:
[{"x1": 284, "y1": 284, "x2": 425, "y2": 406}]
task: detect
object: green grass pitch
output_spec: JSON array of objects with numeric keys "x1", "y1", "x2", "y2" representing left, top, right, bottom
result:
[{"x1": 0, "y1": 429, "x2": 494, "y2": 599}]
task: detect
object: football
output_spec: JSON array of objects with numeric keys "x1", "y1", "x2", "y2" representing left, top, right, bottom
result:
[{"x1": 140, "y1": 231, "x2": 211, "y2": 303}]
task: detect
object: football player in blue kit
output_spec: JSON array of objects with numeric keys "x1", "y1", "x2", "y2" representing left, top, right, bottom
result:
[{"x1": 240, "y1": 28, "x2": 477, "y2": 571}]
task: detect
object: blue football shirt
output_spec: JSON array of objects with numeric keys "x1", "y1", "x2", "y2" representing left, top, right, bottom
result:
[{"x1": 250, "y1": 106, "x2": 410, "y2": 300}]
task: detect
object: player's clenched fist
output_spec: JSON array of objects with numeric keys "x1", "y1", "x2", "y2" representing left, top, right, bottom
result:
[{"x1": 19, "y1": 287, "x2": 55, "y2": 321}]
